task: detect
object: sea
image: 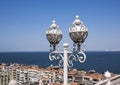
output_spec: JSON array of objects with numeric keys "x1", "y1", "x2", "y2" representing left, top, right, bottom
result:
[{"x1": 0, "y1": 51, "x2": 120, "y2": 74}]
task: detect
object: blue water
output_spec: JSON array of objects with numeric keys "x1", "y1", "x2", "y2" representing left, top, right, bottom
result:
[{"x1": 0, "y1": 51, "x2": 120, "y2": 74}]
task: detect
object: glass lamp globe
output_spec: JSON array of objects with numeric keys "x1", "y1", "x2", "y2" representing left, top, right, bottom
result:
[
  {"x1": 69, "y1": 16, "x2": 88, "y2": 51},
  {"x1": 46, "y1": 20, "x2": 62, "y2": 51}
]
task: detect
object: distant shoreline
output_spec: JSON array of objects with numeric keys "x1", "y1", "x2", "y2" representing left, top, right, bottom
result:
[{"x1": 0, "y1": 50, "x2": 120, "y2": 53}]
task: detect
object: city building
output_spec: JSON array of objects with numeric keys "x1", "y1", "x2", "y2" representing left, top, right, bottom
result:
[{"x1": 0, "y1": 63, "x2": 120, "y2": 85}]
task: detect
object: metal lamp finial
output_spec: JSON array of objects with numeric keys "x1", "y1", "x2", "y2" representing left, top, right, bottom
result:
[
  {"x1": 52, "y1": 20, "x2": 56, "y2": 23},
  {"x1": 75, "y1": 15, "x2": 79, "y2": 19},
  {"x1": 51, "y1": 20, "x2": 57, "y2": 29}
]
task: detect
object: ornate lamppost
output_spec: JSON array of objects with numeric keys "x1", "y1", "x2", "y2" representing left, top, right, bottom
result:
[
  {"x1": 104, "y1": 71, "x2": 112, "y2": 85},
  {"x1": 46, "y1": 16, "x2": 88, "y2": 85}
]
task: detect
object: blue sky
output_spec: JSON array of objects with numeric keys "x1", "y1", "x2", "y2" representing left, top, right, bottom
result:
[{"x1": 0, "y1": 0, "x2": 120, "y2": 52}]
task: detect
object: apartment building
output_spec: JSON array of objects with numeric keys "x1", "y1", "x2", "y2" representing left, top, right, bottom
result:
[{"x1": 0, "y1": 63, "x2": 120, "y2": 85}]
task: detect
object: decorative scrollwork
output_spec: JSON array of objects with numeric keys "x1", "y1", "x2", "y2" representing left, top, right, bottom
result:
[
  {"x1": 68, "y1": 57, "x2": 74, "y2": 67},
  {"x1": 73, "y1": 43, "x2": 78, "y2": 52},
  {"x1": 67, "y1": 50, "x2": 86, "y2": 67},
  {"x1": 49, "y1": 52, "x2": 63, "y2": 66},
  {"x1": 49, "y1": 50, "x2": 86, "y2": 67},
  {"x1": 81, "y1": 42, "x2": 86, "y2": 52},
  {"x1": 76, "y1": 51, "x2": 86, "y2": 63},
  {"x1": 59, "y1": 60, "x2": 63, "y2": 67}
]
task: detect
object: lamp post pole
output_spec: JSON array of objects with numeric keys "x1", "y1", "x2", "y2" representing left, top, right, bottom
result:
[
  {"x1": 46, "y1": 16, "x2": 88, "y2": 85},
  {"x1": 63, "y1": 43, "x2": 68, "y2": 85}
]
